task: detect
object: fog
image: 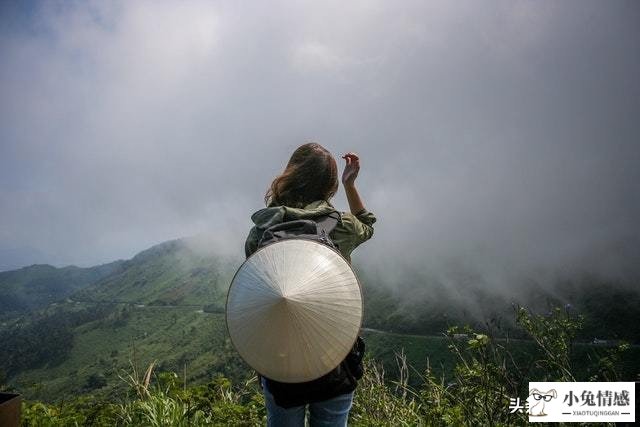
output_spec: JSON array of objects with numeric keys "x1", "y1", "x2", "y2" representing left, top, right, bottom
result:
[{"x1": 1, "y1": 1, "x2": 639, "y2": 292}]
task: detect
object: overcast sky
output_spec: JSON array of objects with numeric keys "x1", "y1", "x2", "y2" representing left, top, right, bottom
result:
[{"x1": 1, "y1": 1, "x2": 639, "y2": 286}]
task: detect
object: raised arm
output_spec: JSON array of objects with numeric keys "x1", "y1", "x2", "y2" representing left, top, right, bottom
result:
[{"x1": 341, "y1": 152, "x2": 366, "y2": 215}]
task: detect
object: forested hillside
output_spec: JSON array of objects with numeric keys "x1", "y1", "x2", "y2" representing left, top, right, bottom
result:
[
  {"x1": 72, "y1": 239, "x2": 234, "y2": 309},
  {"x1": 1, "y1": 236, "x2": 639, "y2": 410},
  {"x1": 0, "y1": 261, "x2": 125, "y2": 317}
]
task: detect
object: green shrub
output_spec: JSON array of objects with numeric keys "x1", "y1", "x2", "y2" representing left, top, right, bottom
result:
[{"x1": 20, "y1": 305, "x2": 631, "y2": 426}]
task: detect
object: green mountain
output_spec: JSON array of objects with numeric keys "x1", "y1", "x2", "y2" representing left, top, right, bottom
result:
[
  {"x1": 0, "y1": 237, "x2": 246, "y2": 401},
  {"x1": 72, "y1": 238, "x2": 235, "y2": 309},
  {"x1": 0, "y1": 261, "x2": 126, "y2": 317},
  {"x1": 1, "y1": 236, "x2": 639, "y2": 404}
]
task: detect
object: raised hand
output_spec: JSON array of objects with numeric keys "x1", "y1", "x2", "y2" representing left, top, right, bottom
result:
[{"x1": 341, "y1": 152, "x2": 360, "y2": 186}]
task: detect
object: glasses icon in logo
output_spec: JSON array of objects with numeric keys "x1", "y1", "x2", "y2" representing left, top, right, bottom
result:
[
  {"x1": 532, "y1": 393, "x2": 554, "y2": 402},
  {"x1": 528, "y1": 388, "x2": 557, "y2": 417}
]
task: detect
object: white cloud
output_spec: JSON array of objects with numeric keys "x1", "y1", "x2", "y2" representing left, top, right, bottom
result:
[
  {"x1": 291, "y1": 41, "x2": 346, "y2": 71},
  {"x1": 0, "y1": 0, "x2": 638, "y2": 288}
]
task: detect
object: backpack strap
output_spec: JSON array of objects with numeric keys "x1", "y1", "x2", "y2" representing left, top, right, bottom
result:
[{"x1": 315, "y1": 211, "x2": 340, "y2": 235}]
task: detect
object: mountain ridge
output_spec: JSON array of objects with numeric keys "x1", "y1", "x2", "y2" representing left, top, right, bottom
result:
[{"x1": 0, "y1": 260, "x2": 127, "y2": 316}]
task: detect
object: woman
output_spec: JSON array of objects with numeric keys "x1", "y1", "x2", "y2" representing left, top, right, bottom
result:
[{"x1": 244, "y1": 142, "x2": 376, "y2": 426}]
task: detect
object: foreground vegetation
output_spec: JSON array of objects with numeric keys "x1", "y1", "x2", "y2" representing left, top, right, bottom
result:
[
  {"x1": 2, "y1": 240, "x2": 637, "y2": 424},
  {"x1": 12, "y1": 305, "x2": 635, "y2": 426}
]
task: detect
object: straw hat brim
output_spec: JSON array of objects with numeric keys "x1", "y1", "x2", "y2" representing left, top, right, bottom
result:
[{"x1": 226, "y1": 239, "x2": 363, "y2": 383}]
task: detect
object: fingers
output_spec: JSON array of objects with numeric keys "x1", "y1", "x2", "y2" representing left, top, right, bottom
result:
[
  {"x1": 342, "y1": 152, "x2": 359, "y2": 169},
  {"x1": 341, "y1": 152, "x2": 360, "y2": 185}
]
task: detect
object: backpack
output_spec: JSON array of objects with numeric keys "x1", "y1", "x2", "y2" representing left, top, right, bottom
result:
[
  {"x1": 257, "y1": 212, "x2": 341, "y2": 251},
  {"x1": 254, "y1": 211, "x2": 366, "y2": 408}
]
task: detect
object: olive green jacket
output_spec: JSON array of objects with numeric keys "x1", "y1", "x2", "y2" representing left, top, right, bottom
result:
[{"x1": 244, "y1": 200, "x2": 376, "y2": 264}]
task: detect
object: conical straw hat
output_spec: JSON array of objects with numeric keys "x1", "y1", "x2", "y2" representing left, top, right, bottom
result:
[{"x1": 226, "y1": 239, "x2": 363, "y2": 383}]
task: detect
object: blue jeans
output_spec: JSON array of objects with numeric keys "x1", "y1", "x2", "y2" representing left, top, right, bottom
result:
[{"x1": 262, "y1": 378, "x2": 354, "y2": 426}]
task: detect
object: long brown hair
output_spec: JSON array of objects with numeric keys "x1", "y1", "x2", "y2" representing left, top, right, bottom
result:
[{"x1": 265, "y1": 143, "x2": 339, "y2": 208}]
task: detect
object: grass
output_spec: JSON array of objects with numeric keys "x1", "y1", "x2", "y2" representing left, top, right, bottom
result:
[
  {"x1": 12, "y1": 305, "x2": 640, "y2": 425},
  {"x1": 8, "y1": 302, "x2": 640, "y2": 405},
  {"x1": 362, "y1": 328, "x2": 640, "y2": 387}
]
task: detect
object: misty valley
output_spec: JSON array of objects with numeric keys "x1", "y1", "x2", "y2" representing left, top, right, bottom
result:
[{"x1": 1, "y1": 236, "x2": 638, "y2": 425}]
